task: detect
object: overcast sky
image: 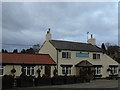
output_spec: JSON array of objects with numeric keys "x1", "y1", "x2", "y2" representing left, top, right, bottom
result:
[{"x1": 2, "y1": 2, "x2": 118, "y2": 51}]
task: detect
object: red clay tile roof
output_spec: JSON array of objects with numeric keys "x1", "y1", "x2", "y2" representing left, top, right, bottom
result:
[{"x1": 1, "y1": 53, "x2": 56, "y2": 65}]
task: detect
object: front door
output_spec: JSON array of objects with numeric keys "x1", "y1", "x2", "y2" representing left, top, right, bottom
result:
[
  {"x1": 83, "y1": 67, "x2": 91, "y2": 76},
  {"x1": 45, "y1": 66, "x2": 51, "y2": 76}
]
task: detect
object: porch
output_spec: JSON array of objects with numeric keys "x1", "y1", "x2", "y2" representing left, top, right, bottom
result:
[{"x1": 75, "y1": 60, "x2": 101, "y2": 79}]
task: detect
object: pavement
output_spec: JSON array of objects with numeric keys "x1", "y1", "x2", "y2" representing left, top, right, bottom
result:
[{"x1": 2, "y1": 79, "x2": 120, "y2": 90}]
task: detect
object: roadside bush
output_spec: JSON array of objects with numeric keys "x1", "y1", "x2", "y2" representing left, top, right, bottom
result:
[
  {"x1": 74, "y1": 75, "x2": 84, "y2": 83},
  {"x1": 16, "y1": 75, "x2": 34, "y2": 87},
  {"x1": 35, "y1": 74, "x2": 51, "y2": 86},
  {"x1": 85, "y1": 74, "x2": 91, "y2": 82},
  {"x1": 51, "y1": 75, "x2": 65, "y2": 85},
  {"x1": 64, "y1": 76, "x2": 75, "y2": 84},
  {"x1": 2, "y1": 75, "x2": 14, "y2": 89}
]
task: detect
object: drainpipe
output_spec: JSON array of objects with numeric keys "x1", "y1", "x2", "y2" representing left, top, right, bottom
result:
[{"x1": 57, "y1": 50, "x2": 58, "y2": 74}]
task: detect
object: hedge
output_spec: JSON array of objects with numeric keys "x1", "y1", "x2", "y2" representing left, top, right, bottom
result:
[{"x1": 2, "y1": 75, "x2": 14, "y2": 89}]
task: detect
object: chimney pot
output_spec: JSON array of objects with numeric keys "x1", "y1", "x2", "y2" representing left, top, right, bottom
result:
[
  {"x1": 46, "y1": 28, "x2": 52, "y2": 41},
  {"x1": 91, "y1": 34, "x2": 93, "y2": 38}
]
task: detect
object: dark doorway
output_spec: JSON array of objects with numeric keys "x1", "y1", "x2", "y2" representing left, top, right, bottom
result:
[
  {"x1": 45, "y1": 66, "x2": 51, "y2": 76},
  {"x1": 83, "y1": 67, "x2": 91, "y2": 76}
]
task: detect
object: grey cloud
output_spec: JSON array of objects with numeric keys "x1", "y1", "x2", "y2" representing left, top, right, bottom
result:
[{"x1": 2, "y1": 2, "x2": 118, "y2": 51}]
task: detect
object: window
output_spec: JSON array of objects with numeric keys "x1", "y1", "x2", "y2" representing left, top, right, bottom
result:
[
  {"x1": 23, "y1": 66, "x2": 34, "y2": 76},
  {"x1": 62, "y1": 67, "x2": 65, "y2": 74},
  {"x1": 62, "y1": 66, "x2": 71, "y2": 75},
  {"x1": 62, "y1": 52, "x2": 71, "y2": 59},
  {"x1": 0, "y1": 66, "x2": 3, "y2": 76},
  {"x1": 93, "y1": 54, "x2": 100, "y2": 59},
  {"x1": 95, "y1": 67, "x2": 101, "y2": 75},
  {"x1": 97, "y1": 54, "x2": 100, "y2": 59},
  {"x1": 110, "y1": 67, "x2": 118, "y2": 75}
]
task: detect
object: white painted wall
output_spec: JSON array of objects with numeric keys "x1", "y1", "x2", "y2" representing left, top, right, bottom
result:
[
  {"x1": 39, "y1": 41, "x2": 119, "y2": 78},
  {"x1": 3, "y1": 65, "x2": 55, "y2": 78},
  {"x1": 4, "y1": 65, "x2": 22, "y2": 77},
  {"x1": 39, "y1": 41, "x2": 57, "y2": 63},
  {"x1": 57, "y1": 50, "x2": 118, "y2": 78},
  {"x1": 118, "y1": 64, "x2": 120, "y2": 77}
]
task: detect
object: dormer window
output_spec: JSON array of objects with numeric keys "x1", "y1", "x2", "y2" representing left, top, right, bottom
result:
[
  {"x1": 93, "y1": 54, "x2": 100, "y2": 59},
  {"x1": 62, "y1": 52, "x2": 71, "y2": 59}
]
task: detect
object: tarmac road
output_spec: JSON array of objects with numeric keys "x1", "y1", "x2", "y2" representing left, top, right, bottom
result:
[
  {"x1": 2, "y1": 79, "x2": 119, "y2": 90},
  {"x1": 34, "y1": 79, "x2": 119, "y2": 88}
]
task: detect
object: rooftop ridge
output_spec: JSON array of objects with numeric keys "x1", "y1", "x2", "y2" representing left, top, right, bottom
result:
[
  {"x1": 1, "y1": 53, "x2": 50, "y2": 56},
  {"x1": 50, "y1": 40, "x2": 93, "y2": 45},
  {"x1": 49, "y1": 39, "x2": 102, "y2": 52}
]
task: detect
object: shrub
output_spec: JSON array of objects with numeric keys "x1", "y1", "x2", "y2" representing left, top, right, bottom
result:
[
  {"x1": 37, "y1": 68, "x2": 41, "y2": 78},
  {"x1": 85, "y1": 74, "x2": 91, "y2": 82},
  {"x1": 35, "y1": 75, "x2": 51, "y2": 86},
  {"x1": 51, "y1": 75, "x2": 65, "y2": 85},
  {"x1": 2, "y1": 75, "x2": 14, "y2": 89},
  {"x1": 64, "y1": 76, "x2": 75, "y2": 84},
  {"x1": 74, "y1": 75, "x2": 84, "y2": 83},
  {"x1": 16, "y1": 75, "x2": 34, "y2": 87},
  {"x1": 42, "y1": 74, "x2": 49, "y2": 77},
  {"x1": 11, "y1": 68, "x2": 16, "y2": 74}
]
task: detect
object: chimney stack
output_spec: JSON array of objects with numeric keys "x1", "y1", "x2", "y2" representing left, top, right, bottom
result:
[
  {"x1": 46, "y1": 28, "x2": 51, "y2": 41},
  {"x1": 88, "y1": 34, "x2": 96, "y2": 45}
]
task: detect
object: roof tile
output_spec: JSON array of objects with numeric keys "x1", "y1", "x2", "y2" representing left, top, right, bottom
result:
[
  {"x1": 50, "y1": 40, "x2": 102, "y2": 52},
  {"x1": 1, "y1": 53, "x2": 56, "y2": 65}
]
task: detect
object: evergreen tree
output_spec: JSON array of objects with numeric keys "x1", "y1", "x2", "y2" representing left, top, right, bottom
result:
[
  {"x1": 101, "y1": 43, "x2": 106, "y2": 53},
  {"x1": 13, "y1": 49, "x2": 18, "y2": 53},
  {"x1": 2, "y1": 49, "x2": 8, "y2": 53},
  {"x1": 2, "y1": 49, "x2": 5, "y2": 53},
  {"x1": 21, "y1": 49, "x2": 26, "y2": 53},
  {"x1": 107, "y1": 46, "x2": 119, "y2": 55},
  {"x1": 4, "y1": 50, "x2": 8, "y2": 53},
  {"x1": 26, "y1": 48, "x2": 35, "y2": 54}
]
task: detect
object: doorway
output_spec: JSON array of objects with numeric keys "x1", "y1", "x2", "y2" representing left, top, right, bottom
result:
[
  {"x1": 83, "y1": 67, "x2": 91, "y2": 75},
  {"x1": 45, "y1": 66, "x2": 51, "y2": 76}
]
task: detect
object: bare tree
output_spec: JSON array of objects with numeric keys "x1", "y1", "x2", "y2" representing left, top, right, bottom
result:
[{"x1": 32, "y1": 44, "x2": 41, "y2": 54}]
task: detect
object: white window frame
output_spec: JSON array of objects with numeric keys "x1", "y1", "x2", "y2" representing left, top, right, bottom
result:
[
  {"x1": 62, "y1": 52, "x2": 71, "y2": 59},
  {"x1": 62, "y1": 66, "x2": 71, "y2": 75},
  {"x1": 62, "y1": 67, "x2": 65, "y2": 74},
  {"x1": 0, "y1": 66, "x2": 4, "y2": 76},
  {"x1": 93, "y1": 54, "x2": 100, "y2": 60},
  {"x1": 24, "y1": 66, "x2": 35, "y2": 76},
  {"x1": 110, "y1": 67, "x2": 118, "y2": 75},
  {"x1": 95, "y1": 67, "x2": 102, "y2": 75}
]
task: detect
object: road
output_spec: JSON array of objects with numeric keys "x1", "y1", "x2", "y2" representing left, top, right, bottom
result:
[
  {"x1": 3, "y1": 79, "x2": 119, "y2": 90},
  {"x1": 34, "y1": 79, "x2": 119, "y2": 88}
]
